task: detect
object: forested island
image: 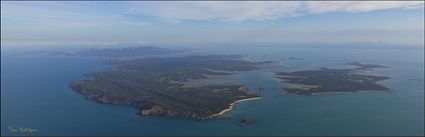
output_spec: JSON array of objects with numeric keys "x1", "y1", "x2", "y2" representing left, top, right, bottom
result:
[
  {"x1": 275, "y1": 62, "x2": 391, "y2": 95},
  {"x1": 70, "y1": 55, "x2": 272, "y2": 120}
]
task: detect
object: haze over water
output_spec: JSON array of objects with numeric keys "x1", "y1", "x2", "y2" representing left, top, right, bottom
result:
[
  {"x1": 1, "y1": 44, "x2": 423, "y2": 136},
  {"x1": 1, "y1": 1, "x2": 424, "y2": 136}
]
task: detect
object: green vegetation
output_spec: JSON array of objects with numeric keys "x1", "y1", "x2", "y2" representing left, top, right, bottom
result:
[
  {"x1": 70, "y1": 55, "x2": 271, "y2": 120},
  {"x1": 275, "y1": 62, "x2": 391, "y2": 95}
]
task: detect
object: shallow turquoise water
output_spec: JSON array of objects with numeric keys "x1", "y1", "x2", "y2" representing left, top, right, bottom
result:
[{"x1": 1, "y1": 45, "x2": 424, "y2": 136}]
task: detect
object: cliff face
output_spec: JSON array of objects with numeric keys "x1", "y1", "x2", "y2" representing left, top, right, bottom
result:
[
  {"x1": 140, "y1": 105, "x2": 209, "y2": 120},
  {"x1": 70, "y1": 81, "x2": 258, "y2": 120},
  {"x1": 68, "y1": 55, "x2": 266, "y2": 120}
]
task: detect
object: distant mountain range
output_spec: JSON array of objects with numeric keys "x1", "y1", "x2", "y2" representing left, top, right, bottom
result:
[
  {"x1": 22, "y1": 46, "x2": 184, "y2": 57},
  {"x1": 65, "y1": 46, "x2": 183, "y2": 57}
]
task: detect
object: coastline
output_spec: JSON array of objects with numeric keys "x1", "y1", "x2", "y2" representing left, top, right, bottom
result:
[{"x1": 209, "y1": 97, "x2": 262, "y2": 118}]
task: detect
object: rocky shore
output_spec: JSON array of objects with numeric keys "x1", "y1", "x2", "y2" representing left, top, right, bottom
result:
[{"x1": 69, "y1": 55, "x2": 270, "y2": 120}]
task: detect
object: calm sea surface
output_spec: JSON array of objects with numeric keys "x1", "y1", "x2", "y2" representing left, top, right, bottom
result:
[{"x1": 1, "y1": 45, "x2": 424, "y2": 136}]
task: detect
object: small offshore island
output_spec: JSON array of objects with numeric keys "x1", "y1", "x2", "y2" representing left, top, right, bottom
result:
[
  {"x1": 275, "y1": 62, "x2": 392, "y2": 95},
  {"x1": 70, "y1": 55, "x2": 272, "y2": 120}
]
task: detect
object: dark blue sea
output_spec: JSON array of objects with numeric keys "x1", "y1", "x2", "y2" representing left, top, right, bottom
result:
[{"x1": 1, "y1": 44, "x2": 424, "y2": 136}]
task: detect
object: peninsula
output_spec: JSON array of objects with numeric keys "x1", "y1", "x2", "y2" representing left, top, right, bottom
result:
[{"x1": 70, "y1": 55, "x2": 272, "y2": 120}]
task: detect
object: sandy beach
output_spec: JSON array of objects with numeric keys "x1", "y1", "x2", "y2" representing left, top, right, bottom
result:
[{"x1": 210, "y1": 97, "x2": 262, "y2": 118}]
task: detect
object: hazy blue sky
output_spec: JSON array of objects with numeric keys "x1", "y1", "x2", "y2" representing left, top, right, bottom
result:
[{"x1": 1, "y1": 1, "x2": 424, "y2": 46}]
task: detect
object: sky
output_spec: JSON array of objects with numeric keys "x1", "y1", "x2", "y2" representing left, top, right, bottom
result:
[{"x1": 1, "y1": 1, "x2": 424, "y2": 47}]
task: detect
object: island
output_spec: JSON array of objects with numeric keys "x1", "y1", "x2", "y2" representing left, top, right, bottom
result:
[
  {"x1": 26, "y1": 46, "x2": 184, "y2": 57},
  {"x1": 70, "y1": 55, "x2": 273, "y2": 120},
  {"x1": 240, "y1": 117, "x2": 256, "y2": 126},
  {"x1": 70, "y1": 46, "x2": 182, "y2": 57},
  {"x1": 280, "y1": 57, "x2": 303, "y2": 61},
  {"x1": 274, "y1": 62, "x2": 391, "y2": 95}
]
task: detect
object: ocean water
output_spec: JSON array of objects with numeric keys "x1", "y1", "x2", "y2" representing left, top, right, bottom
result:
[{"x1": 1, "y1": 45, "x2": 424, "y2": 136}]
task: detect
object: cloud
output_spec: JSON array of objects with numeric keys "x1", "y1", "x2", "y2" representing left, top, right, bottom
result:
[
  {"x1": 132, "y1": 1, "x2": 301, "y2": 22},
  {"x1": 305, "y1": 1, "x2": 424, "y2": 13},
  {"x1": 1, "y1": 1, "x2": 151, "y2": 43},
  {"x1": 131, "y1": 1, "x2": 424, "y2": 22},
  {"x1": 1, "y1": 1, "x2": 423, "y2": 45},
  {"x1": 1, "y1": 2, "x2": 150, "y2": 29}
]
